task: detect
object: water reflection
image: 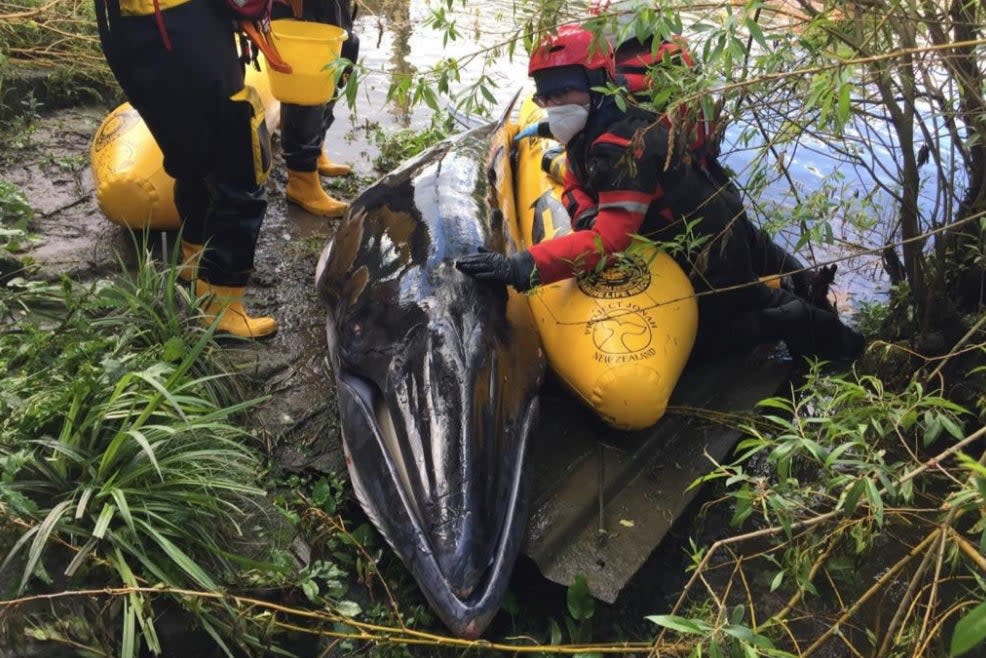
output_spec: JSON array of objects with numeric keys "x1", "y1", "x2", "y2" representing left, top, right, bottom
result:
[
  {"x1": 356, "y1": 0, "x2": 414, "y2": 126},
  {"x1": 350, "y1": 0, "x2": 529, "y2": 127}
]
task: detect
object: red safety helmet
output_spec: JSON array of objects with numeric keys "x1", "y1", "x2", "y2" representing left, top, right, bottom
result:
[{"x1": 528, "y1": 25, "x2": 614, "y2": 77}]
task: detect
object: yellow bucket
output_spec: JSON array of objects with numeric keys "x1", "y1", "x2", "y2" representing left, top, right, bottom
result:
[{"x1": 267, "y1": 19, "x2": 348, "y2": 105}]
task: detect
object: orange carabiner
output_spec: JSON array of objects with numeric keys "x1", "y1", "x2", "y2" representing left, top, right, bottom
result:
[{"x1": 240, "y1": 19, "x2": 292, "y2": 74}]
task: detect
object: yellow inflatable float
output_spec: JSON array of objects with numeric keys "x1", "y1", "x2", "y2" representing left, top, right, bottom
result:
[
  {"x1": 90, "y1": 63, "x2": 280, "y2": 231},
  {"x1": 512, "y1": 98, "x2": 698, "y2": 430}
]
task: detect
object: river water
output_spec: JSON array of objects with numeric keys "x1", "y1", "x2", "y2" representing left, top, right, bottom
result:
[{"x1": 330, "y1": 0, "x2": 902, "y2": 313}]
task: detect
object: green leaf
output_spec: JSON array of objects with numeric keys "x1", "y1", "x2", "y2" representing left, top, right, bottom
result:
[
  {"x1": 138, "y1": 521, "x2": 217, "y2": 590},
  {"x1": 924, "y1": 416, "x2": 943, "y2": 446},
  {"x1": 110, "y1": 488, "x2": 136, "y2": 533},
  {"x1": 842, "y1": 478, "x2": 866, "y2": 515},
  {"x1": 941, "y1": 416, "x2": 966, "y2": 440},
  {"x1": 311, "y1": 479, "x2": 333, "y2": 509},
  {"x1": 951, "y1": 601, "x2": 986, "y2": 657},
  {"x1": 548, "y1": 618, "x2": 562, "y2": 645},
  {"x1": 646, "y1": 615, "x2": 711, "y2": 634},
  {"x1": 75, "y1": 487, "x2": 94, "y2": 520},
  {"x1": 723, "y1": 624, "x2": 756, "y2": 643},
  {"x1": 756, "y1": 397, "x2": 792, "y2": 411},
  {"x1": 161, "y1": 336, "x2": 185, "y2": 363},
  {"x1": 745, "y1": 18, "x2": 768, "y2": 50},
  {"x1": 126, "y1": 429, "x2": 163, "y2": 481},
  {"x1": 122, "y1": 596, "x2": 137, "y2": 658},
  {"x1": 864, "y1": 477, "x2": 884, "y2": 526},
  {"x1": 301, "y1": 579, "x2": 319, "y2": 602},
  {"x1": 93, "y1": 502, "x2": 116, "y2": 539},
  {"x1": 567, "y1": 574, "x2": 595, "y2": 621},
  {"x1": 64, "y1": 537, "x2": 98, "y2": 577},
  {"x1": 20, "y1": 500, "x2": 72, "y2": 594},
  {"x1": 335, "y1": 600, "x2": 361, "y2": 618},
  {"x1": 837, "y1": 80, "x2": 850, "y2": 124}
]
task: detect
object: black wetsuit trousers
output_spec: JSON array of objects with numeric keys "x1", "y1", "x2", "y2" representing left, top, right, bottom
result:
[
  {"x1": 97, "y1": 0, "x2": 269, "y2": 287},
  {"x1": 648, "y1": 166, "x2": 857, "y2": 360},
  {"x1": 273, "y1": 0, "x2": 359, "y2": 172}
]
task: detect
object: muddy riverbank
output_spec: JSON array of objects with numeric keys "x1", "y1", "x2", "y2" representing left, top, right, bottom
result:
[{"x1": 1, "y1": 103, "x2": 381, "y2": 479}]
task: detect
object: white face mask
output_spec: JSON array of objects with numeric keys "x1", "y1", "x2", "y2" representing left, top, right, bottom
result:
[{"x1": 546, "y1": 103, "x2": 590, "y2": 144}]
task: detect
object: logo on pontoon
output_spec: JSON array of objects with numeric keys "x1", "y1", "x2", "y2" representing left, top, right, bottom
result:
[
  {"x1": 586, "y1": 303, "x2": 657, "y2": 360},
  {"x1": 577, "y1": 253, "x2": 650, "y2": 299},
  {"x1": 93, "y1": 106, "x2": 140, "y2": 153}
]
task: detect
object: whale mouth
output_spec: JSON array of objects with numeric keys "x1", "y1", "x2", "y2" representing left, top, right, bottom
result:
[
  {"x1": 337, "y1": 367, "x2": 424, "y2": 523},
  {"x1": 334, "y1": 358, "x2": 538, "y2": 637}
]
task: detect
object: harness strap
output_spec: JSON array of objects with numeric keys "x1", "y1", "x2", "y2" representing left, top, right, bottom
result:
[{"x1": 151, "y1": 0, "x2": 173, "y2": 50}]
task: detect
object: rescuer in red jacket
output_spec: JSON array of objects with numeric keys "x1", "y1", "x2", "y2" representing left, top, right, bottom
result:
[{"x1": 456, "y1": 25, "x2": 864, "y2": 361}]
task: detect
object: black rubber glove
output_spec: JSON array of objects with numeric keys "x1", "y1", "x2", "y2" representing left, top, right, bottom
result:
[{"x1": 456, "y1": 248, "x2": 537, "y2": 292}]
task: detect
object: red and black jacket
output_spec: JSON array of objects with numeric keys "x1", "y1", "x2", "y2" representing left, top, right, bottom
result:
[{"x1": 528, "y1": 99, "x2": 739, "y2": 286}]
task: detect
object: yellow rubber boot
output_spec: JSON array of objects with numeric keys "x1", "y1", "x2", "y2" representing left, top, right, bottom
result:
[
  {"x1": 177, "y1": 240, "x2": 203, "y2": 282},
  {"x1": 286, "y1": 169, "x2": 349, "y2": 218},
  {"x1": 317, "y1": 152, "x2": 352, "y2": 177},
  {"x1": 195, "y1": 280, "x2": 278, "y2": 339}
]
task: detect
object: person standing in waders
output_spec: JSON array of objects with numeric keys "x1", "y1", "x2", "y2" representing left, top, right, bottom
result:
[
  {"x1": 272, "y1": 0, "x2": 359, "y2": 218},
  {"x1": 95, "y1": 0, "x2": 278, "y2": 338}
]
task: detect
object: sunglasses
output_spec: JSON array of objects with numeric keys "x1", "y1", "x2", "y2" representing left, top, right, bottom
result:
[{"x1": 533, "y1": 86, "x2": 585, "y2": 107}]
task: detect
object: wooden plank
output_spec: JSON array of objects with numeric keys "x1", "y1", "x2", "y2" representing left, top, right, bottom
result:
[{"x1": 523, "y1": 353, "x2": 792, "y2": 602}]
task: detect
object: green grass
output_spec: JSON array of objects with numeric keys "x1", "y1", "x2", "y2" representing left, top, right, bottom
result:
[{"x1": 0, "y1": 234, "x2": 291, "y2": 657}]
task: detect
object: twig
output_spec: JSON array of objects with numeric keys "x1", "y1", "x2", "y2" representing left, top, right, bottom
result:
[
  {"x1": 874, "y1": 528, "x2": 941, "y2": 657},
  {"x1": 913, "y1": 599, "x2": 977, "y2": 658},
  {"x1": 916, "y1": 530, "x2": 949, "y2": 650},
  {"x1": 946, "y1": 526, "x2": 986, "y2": 572},
  {"x1": 801, "y1": 529, "x2": 940, "y2": 657},
  {"x1": 41, "y1": 195, "x2": 91, "y2": 218},
  {"x1": 773, "y1": 529, "x2": 842, "y2": 622},
  {"x1": 297, "y1": 493, "x2": 405, "y2": 627},
  {"x1": 923, "y1": 311, "x2": 986, "y2": 384},
  {"x1": 0, "y1": 585, "x2": 659, "y2": 654},
  {"x1": 897, "y1": 422, "x2": 986, "y2": 486}
]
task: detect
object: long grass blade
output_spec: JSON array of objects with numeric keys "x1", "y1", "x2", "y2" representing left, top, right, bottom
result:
[
  {"x1": 125, "y1": 428, "x2": 163, "y2": 481},
  {"x1": 19, "y1": 499, "x2": 72, "y2": 593},
  {"x1": 63, "y1": 536, "x2": 98, "y2": 577},
  {"x1": 92, "y1": 502, "x2": 116, "y2": 539},
  {"x1": 122, "y1": 594, "x2": 136, "y2": 658},
  {"x1": 137, "y1": 520, "x2": 218, "y2": 590},
  {"x1": 110, "y1": 488, "x2": 136, "y2": 533}
]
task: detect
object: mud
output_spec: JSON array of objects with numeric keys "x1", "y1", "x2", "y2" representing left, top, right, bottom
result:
[{"x1": 0, "y1": 103, "x2": 382, "y2": 478}]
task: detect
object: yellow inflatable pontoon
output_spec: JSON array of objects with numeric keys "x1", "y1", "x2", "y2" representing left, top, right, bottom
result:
[
  {"x1": 512, "y1": 98, "x2": 698, "y2": 430},
  {"x1": 90, "y1": 63, "x2": 279, "y2": 231}
]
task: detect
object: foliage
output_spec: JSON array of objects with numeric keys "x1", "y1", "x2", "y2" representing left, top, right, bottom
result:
[
  {"x1": 0, "y1": 179, "x2": 35, "y2": 262},
  {"x1": 0, "y1": 0, "x2": 116, "y2": 110},
  {"x1": 0, "y1": 184, "x2": 53, "y2": 317},
  {"x1": 647, "y1": 608, "x2": 789, "y2": 658},
  {"x1": 0, "y1": 245, "x2": 292, "y2": 657},
  {"x1": 0, "y1": 179, "x2": 33, "y2": 230},
  {"x1": 668, "y1": 362, "x2": 986, "y2": 657},
  {"x1": 371, "y1": 122, "x2": 450, "y2": 173}
]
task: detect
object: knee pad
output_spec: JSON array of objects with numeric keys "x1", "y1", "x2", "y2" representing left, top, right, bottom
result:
[{"x1": 227, "y1": 84, "x2": 272, "y2": 186}]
